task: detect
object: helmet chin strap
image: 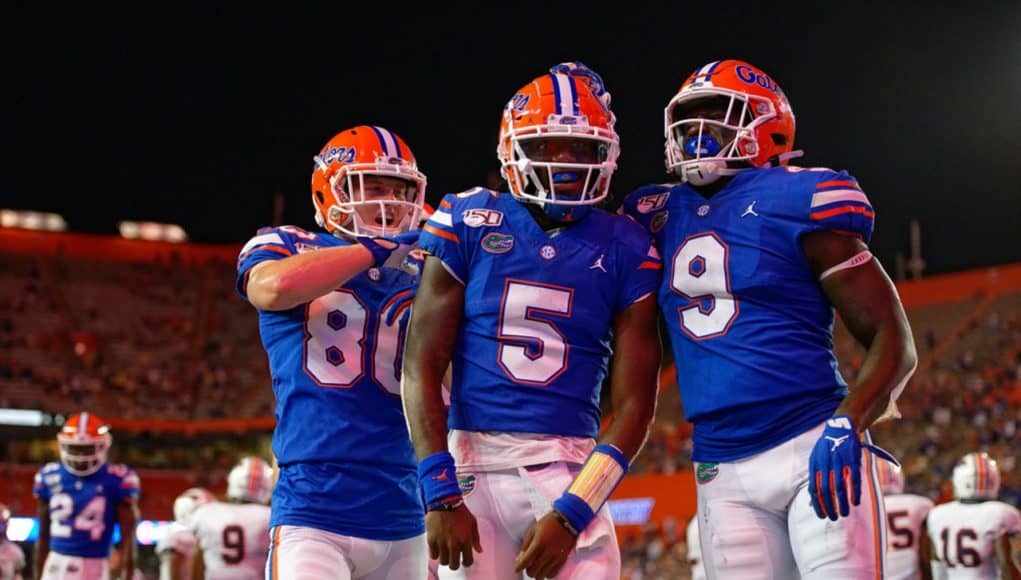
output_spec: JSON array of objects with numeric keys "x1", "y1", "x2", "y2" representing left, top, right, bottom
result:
[{"x1": 683, "y1": 159, "x2": 728, "y2": 186}]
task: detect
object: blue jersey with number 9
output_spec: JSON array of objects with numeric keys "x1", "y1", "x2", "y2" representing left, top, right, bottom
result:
[
  {"x1": 623, "y1": 166, "x2": 876, "y2": 463},
  {"x1": 236, "y1": 225, "x2": 423, "y2": 541},
  {"x1": 33, "y1": 462, "x2": 140, "y2": 558}
]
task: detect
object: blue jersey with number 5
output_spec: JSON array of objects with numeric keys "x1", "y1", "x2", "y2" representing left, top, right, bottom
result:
[
  {"x1": 236, "y1": 225, "x2": 423, "y2": 541},
  {"x1": 622, "y1": 167, "x2": 876, "y2": 462},
  {"x1": 419, "y1": 189, "x2": 661, "y2": 438},
  {"x1": 32, "y1": 462, "x2": 140, "y2": 558}
]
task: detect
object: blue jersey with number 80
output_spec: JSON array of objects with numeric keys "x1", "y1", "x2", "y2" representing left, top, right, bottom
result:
[
  {"x1": 236, "y1": 225, "x2": 423, "y2": 541},
  {"x1": 623, "y1": 166, "x2": 876, "y2": 463},
  {"x1": 419, "y1": 189, "x2": 661, "y2": 438}
]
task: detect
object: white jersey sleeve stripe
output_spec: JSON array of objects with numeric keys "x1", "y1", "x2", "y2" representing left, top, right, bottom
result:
[
  {"x1": 240, "y1": 233, "x2": 285, "y2": 256},
  {"x1": 810, "y1": 189, "x2": 871, "y2": 208},
  {"x1": 429, "y1": 211, "x2": 453, "y2": 227}
]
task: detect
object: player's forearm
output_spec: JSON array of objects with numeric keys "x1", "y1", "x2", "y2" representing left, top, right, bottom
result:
[
  {"x1": 601, "y1": 298, "x2": 662, "y2": 459},
  {"x1": 247, "y1": 246, "x2": 374, "y2": 310},
  {"x1": 602, "y1": 382, "x2": 658, "y2": 460},
  {"x1": 835, "y1": 317, "x2": 917, "y2": 431},
  {"x1": 403, "y1": 370, "x2": 450, "y2": 458},
  {"x1": 600, "y1": 339, "x2": 657, "y2": 461},
  {"x1": 116, "y1": 503, "x2": 138, "y2": 580},
  {"x1": 402, "y1": 311, "x2": 458, "y2": 459},
  {"x1": 403, "y1": 259, "x2": 464, "y2": 459}
]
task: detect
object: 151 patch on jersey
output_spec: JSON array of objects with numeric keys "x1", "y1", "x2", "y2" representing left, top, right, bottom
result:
[
  {"x1": 636, "y1": 192, "x2": 670, "y2": 214},
  {"x1": 462, "y1": 209, "x2": 504, "y2": 228}
]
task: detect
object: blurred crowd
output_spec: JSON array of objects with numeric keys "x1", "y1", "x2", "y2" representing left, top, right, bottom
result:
[{"x1": 0, "y1": 253, "x2": 272, "y2": 422}]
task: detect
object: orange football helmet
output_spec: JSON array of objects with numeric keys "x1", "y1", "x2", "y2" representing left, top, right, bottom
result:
[
  {"x1": 497, "y1": 72, "x2": 619, "y2": 221},
  {"x1": 664, "y1": 59, "x2": 796, "y2": 185},
  {"x1": 58, "y1": 412, "x2": 112, "y2": 476},
  {"x1": 311, "y1": 125, "x2": 427, "y2": 238}
]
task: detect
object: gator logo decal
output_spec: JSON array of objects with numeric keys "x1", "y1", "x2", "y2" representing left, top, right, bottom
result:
[
  {"x1": 696, "y1": 462, "x2": 720, "y2": 484},
  {"x1": 458, "y1": 473, "x2": 477, "y2": 497},
  {"x1": 650, "y1": 211, "x2": 669, "y2": 233},
  {"x1": 481, "y1": 233, "x2": 514, "y2": 254}
]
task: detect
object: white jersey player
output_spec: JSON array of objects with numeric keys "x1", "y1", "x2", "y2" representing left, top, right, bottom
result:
[
  {"x1": 877, "y1": 458, "x2": 935, "y2": 580},
  {"x1": 158, "y1": 525, "x2": 198, "y2": 580},
  {"x1": 159, "y1": 488, "x2": 214, "y2": 580},
  {"x1": 190, "y1": 457, "x2": 273, "y2": 580},
  {"x1": 0, "y1": 504, "x2": 26, "y2": 580},
  {"x1": 925, "y1": 452, "x2": 1021, "y2": 579},
  {"x1": 685, "y1": 516, "x2": 707, "y2": 580}
]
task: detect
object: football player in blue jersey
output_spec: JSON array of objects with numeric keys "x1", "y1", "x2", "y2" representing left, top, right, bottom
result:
[
  {"x1": 33, "y1": 412, "x2": 140, "y2": 580},
  {"x1": 403, "y1": 69, "x2": 663, "y2": 580},
  {"x1": 237, "y1": 126, "x2": 429, "y2": 580},
  {"x1": 620, "y1": 59, "x2": 919, "y2": 579}
]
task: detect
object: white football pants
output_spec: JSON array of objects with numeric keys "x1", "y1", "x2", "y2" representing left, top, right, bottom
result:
[
  {"x1": 694, "y1": 421, "x2": 889, "y2": 579},
  {"x1": 266, "y1": 525, "x2": 427, "y2": 580},
  {"x1": 40, "y1": 552, "x2": 109, "y2": 580},
  {"x1": 439, "y1": 461, "x2": 620, "y2": 580}
]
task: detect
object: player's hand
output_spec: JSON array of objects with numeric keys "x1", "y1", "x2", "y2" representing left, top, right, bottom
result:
[
  {"x1": 808, "y1": 415, "x2": 862, "y2": 520},
  {"x1": 426, "y1": 505, "x2": 482, "y2": 571},
  {"x1": 514, "y1": 512, "x2": 578, "y2": 580},
  {"x1": 356, "y1": 229, "x2": 421, "y2": 267}
]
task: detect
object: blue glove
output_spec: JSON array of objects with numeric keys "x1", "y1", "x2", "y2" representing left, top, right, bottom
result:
[
  {"x1": 808, "y1": 415, "x2": 862, "y2": 521},
  {"x1": 356, "y1": 230, "x2": 421, "y2": 267}
]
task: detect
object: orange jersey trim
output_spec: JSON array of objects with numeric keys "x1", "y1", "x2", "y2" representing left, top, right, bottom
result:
[
  {"x1": 809, "y1": 205, "x2": 875, "y2": 221},
  {"x1": 424, "y1": 224, "x2": 459, "y2": 243},
  {"x1": 816, "y1": 179, "x2": 861, "y2": 191}
]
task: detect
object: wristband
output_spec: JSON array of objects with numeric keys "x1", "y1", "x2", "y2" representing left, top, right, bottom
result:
[
  {"x1": 417, "y1": 451, "x2": 462, "y2": 506},
  {"x1": 550, "y1": 508, "x2": 580, "y2": 537},
  {"x1": 427, "y1": 495, "x2": 464, "y2": 512},
  {"x1": 552, "y1": 444, "x2": 628, "y2": 533}
]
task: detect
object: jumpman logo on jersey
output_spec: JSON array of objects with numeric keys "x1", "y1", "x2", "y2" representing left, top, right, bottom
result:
[
  {"x1": 589, "y1": 254, "x2": 607, "y2": 273},
  {"x1": 826, "y1": 435, "x2": 849, "y2": 452},
  {"x1": 741, "y1": 201, "x2": 759, "y2": 218},
  {"x1": 432, "y1": 468, "x2": 451, "y2": 482}
]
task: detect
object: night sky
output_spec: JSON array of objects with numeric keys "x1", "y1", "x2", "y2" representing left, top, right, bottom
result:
[{"x1": 3, "y1": 3, "x2": 1018, "y2": 276}]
